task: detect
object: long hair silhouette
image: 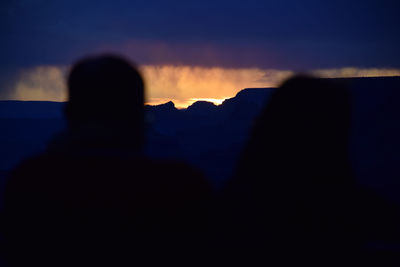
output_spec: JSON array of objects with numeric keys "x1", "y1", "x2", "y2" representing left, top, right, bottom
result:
[{"x1": 222, "y1": 75, "x2": 359, "y2": 265}]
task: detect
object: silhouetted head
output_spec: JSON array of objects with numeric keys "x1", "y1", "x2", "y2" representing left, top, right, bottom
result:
[
  {"x1": 66, "y1": 55, "x2": 144, "y2": 130},
  {"x1": 226, "y1": 76, "x2": 360, "y2": 261},
  {"x1": 240, "y1": 75, "x2": 352, "y2": 184},
  {"x1": 264, "y1": 75, "x2": 350, "y2": 146}
]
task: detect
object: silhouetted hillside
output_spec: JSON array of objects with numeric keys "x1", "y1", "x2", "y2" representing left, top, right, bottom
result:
[
  {"x1": 144, "y1": 88, "x2": 274, "y2": 185},
  {"x1": 187, "y1": 101, "x2": 218, "y2": 114},
  {"x1": 1, "y1": 77, "x2": 400, "y2": 194},
  {"x1": 0, "y1": 101, "x2": 64, "y2": 119}
]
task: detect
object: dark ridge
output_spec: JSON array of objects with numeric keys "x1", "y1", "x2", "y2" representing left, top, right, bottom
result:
[
  {"x1": 187, "y1": 101, "x2": 217, "y2": 109},
  {"x1": 234, "y1": 87, "x2": 275, "y2": 98},
  {"x1": 145, "y1": 101, "x2": 177, "y2": 112},
  {"x1": 221, "y1": 88, "x2": 275, "y2": 107},
  {"x1": 0, "y1": 100, "x2": 64, "y2": 119},
  {"x1": 186, "y1": 101, "x2": 217, "y2": 115},
  {"x1": 1, "y1": 76, "x2": 400, "y2": 193}
]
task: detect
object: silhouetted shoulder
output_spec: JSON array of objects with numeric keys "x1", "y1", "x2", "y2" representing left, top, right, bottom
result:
[
  {"x1": 4, "y1": 153, "x2": 212, "y2": 266},
  {"x1": 5, "y1": 154, "x2": 211, "y2": 215}
]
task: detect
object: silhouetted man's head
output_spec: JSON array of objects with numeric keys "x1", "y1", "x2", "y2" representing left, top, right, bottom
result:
[
  {"x1": 243, "y1": 75, "x2": 352, "y2": 182},
  {"x1": 266, "y1": 75, "x2": 351, "y2": 146},
  {"x1": 66, "y1": 55, "x2": 144, "y2": 130}
]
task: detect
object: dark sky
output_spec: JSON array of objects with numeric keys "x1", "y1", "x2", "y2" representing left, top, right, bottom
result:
[{"x1": 1, "y1": 0, "x2": 399, "y2": 70}]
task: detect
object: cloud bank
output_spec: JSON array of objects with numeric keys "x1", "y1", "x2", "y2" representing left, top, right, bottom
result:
[
  {"x1": 3, "y1": 65, "x2": 400, "y2": 108},
  {"x1": 8, "y1": 66, "x2": 68, "y2": 102}
]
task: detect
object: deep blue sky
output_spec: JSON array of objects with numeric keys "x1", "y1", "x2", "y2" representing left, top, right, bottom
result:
[{"x1": 1, "y1": 0, "x2": 399, "y2": 70}]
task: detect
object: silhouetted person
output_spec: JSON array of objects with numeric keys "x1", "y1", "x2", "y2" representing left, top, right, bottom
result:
[
  {"x1": 219, "y1": 76, "x2": 363, "y2": 265},
  {"x1": 4, "y1": 55, "x2": 212, "y2": 266}
]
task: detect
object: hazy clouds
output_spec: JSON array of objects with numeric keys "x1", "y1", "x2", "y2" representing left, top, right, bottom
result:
[
  {"x1": 9, "y1": 66, "x2": 68, "y2": 102},
  {"x1": 3, "y1": 64, "x2": 400, "y2": 108}
]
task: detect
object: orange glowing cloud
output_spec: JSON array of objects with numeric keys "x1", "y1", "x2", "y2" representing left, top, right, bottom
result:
[
  {"x1": 9, "y1": 66, "x2": 68, "y2": 102},
  {"x1": 5, "y1": 65, "x2": 400, "y2": 108},
  {"x1": 140, "y1": 65, "x2": 292, "y2": 108}
]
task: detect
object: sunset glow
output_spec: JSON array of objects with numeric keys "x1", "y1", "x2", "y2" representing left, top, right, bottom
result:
[{"x1": 4, "y1": 65, "x2": 400, "y2": 108}]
